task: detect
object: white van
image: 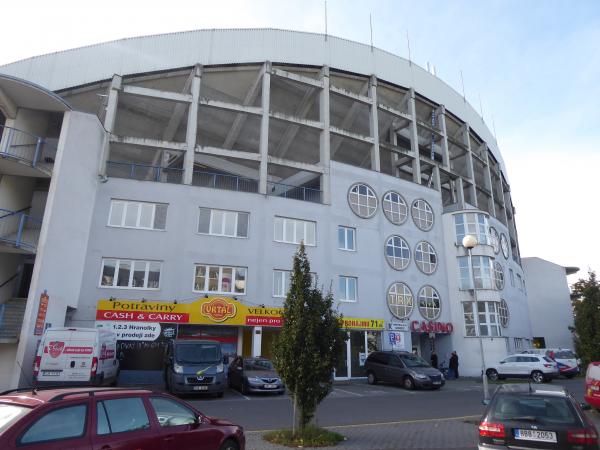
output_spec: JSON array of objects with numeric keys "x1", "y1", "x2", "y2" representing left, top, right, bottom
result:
[
  {"x1": 33, "y1": 327, "x2": 119, "y2": 386},
  {"x1": 528, "y1": 348, "x2": 580, "y2": 378}
]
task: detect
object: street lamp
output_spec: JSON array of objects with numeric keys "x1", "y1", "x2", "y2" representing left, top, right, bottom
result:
[{"x1": 462, "y1": 234, "x2": 490, "y2": 404}]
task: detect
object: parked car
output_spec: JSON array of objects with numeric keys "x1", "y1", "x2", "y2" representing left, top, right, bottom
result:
[
  {"x1": 364, "y1": 351, "x2": 445, "y2": 390},
  {"x1": 33, "y1": 327, "x2": 119, "y2": 387},
  {"x1": 528, "y1": 348, "x2": 581, "y2": 378},
  {"x1": 164, "y1": 340, "x2": 227, "y2": 397},
  {"x1": 0, "y1": 387, "x2": 245, "y2": 450},
  {"x1": 478, "y1": 384, "x2": 598, "y2": 450},
  {"x1": 486, "y1": 354, "x2": 559, "y2": 384},
  {"x1": 585, "y1": 362, "x2": 600, "y2": 411},
  {"x1": 228, "y1": 356, "x2": 285, "y2": 395}
]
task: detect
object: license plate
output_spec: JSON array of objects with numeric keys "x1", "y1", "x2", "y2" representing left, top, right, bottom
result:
[
  {"x1": 193, "y1": 386, "x2": 208, "y2": 391},
  {"x1": 41, "y1": 370, "x2": 62, "y2": 376},
  {"x1": 515, "y1": 429, "x2": 557, "y2": 443},
  {"x1": 264, "y1": 384, "x2": 277, "y2": 389},
  {"x1": 433, "y1": 381, "x2": 441, "y2": 385}
]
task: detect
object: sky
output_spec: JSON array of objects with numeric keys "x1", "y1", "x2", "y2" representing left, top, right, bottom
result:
[{"x1": 1, "y1": 0, "x2": 598, "y2": 284}]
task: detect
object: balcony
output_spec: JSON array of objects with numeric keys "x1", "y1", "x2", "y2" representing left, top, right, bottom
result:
[
  {"x1": 0, "y1": 208, "x2": 42, "y2": 254},
  {"x1": 192, "y1": 170, "x2": 259, "y2": 193},
  {"x1": 107, "y1": 161, "x2": 183, "y2": 184},
  {"x1": 0, "y1": 124, "x2": 57, "y2": 177},
  {"x1": 267, "y1": 181, "x2": 322, "y2": 203}
]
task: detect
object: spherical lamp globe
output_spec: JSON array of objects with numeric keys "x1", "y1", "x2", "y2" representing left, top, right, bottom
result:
[{"x1": 462, "y1": 234, "x2": 478, "y2": 249}]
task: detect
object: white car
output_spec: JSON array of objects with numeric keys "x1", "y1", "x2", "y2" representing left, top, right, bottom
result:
[{"x1": 486, "y1": 353, "x2": 559, "y2": 383}]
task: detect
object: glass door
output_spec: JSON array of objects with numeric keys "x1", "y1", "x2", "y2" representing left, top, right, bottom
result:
[
  {"x1": 350, "y1": 331, "x2": 367, "y2": 377},
  {"x1": 334, "y1": 338, "x2": 349, "y2": 379}
]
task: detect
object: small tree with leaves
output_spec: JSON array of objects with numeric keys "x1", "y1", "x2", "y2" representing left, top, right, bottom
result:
[
  {"x1": 272, "y1": 243, "x2": 346, "y2": 435},
  {"x1": 571, "y1": 270, "x2": 600, "y2": 367}
]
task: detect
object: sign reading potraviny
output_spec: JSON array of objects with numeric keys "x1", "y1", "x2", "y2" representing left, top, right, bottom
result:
[{"x1": 96, "y1": 321, "x2": 162, "y2": 341}]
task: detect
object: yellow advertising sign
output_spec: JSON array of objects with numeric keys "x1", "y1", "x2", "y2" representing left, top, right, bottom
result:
[{"x1": 96, "y1": 297, "x2": 383, "y2": 330}]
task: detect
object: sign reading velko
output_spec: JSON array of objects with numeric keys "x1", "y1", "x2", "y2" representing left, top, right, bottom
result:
[
  {"x1": 96, "y1": 297, "x2": 384, "y2": 330},
  {"x1": 410, "y1": 320, "x2": 454, "y2": 334}
]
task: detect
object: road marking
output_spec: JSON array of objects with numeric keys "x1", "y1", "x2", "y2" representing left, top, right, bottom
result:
[
  {"x1": 228, "y1": 389, "x2": 250, "y2": 400},
  {"x1": 246, "y1": 414, "x2": 481, "y2": 433},
  {"x1": 333, "y1": 388, "x2": 363, "y2": 397}
]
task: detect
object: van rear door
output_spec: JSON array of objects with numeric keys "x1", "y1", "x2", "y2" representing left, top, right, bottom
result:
[{"x1": 39, "y1": 329, "x2": 96, "y2": 383}]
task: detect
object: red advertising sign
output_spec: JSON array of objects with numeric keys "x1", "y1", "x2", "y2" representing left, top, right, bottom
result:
[
  {"x1": 34, "y1": 291, "x2": 49, "y2": 336},
  {"x1": 410, "y1": 320, "x2": 454, "y2": 334},
  {"x1": 245, "y1": 315, "x2": 283, "y2": 327},
  {"x1": 95, "y1": 310, "x2": 189, "y2": 323}
]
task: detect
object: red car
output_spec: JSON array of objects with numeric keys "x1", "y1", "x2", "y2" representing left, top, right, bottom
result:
[
  {"x1": 585, "y1": 362, "x2": 600, "y2": 411},
  {"x1": 0, "y1": 387, "x2": 244, "y2": 450}
]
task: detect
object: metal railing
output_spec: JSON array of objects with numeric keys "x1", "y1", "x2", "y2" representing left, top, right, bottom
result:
[
  {"x1": 267, "y1": 181, "x2": 322, "y2": 203},
  {"x1": 0, "y1": 124, "x2": 57, "y2": 169},
  {"x1": 106, "y1": 161, "x2": 184, "y2": 184},
  {"x1": 192, "y1": 170, "x2": 259, "y2": 193},
  {"x1": 0, "y1": 208, "x2": 42, "y2": 250}
]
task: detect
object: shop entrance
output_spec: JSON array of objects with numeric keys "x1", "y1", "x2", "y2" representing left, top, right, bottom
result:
[{"x1": 334, "y1": 331, "x2": 381, "y2": 379}]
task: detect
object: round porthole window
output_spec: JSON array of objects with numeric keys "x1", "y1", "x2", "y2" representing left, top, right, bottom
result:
[
  {"x1": 417, "y1": 285, "x2": 441, "y2": 320},
  {"x1": 498, "y1": 299, "x2": 509, "y2": 328},
  {"x1": 415, "y1": 241, "x2": 437, "y2": 275},
  {"x1": 382, "y1": 191, "x2": 408, "y2": 225},
  {"x1": 411, "y1": 199, "x2": 434, "y2": 231},
  {"x1": 489, "y1": 227, "x2": 500, "y2": 255},
  {"x1": 493, "y1": 261, "x2": 505, "y2": 290},
  {"x1": 385, "y1": 236, "x2": 410, "y2": 270},
  {"x1": 348, "y1": 183, "x2": 378, "y2": 218},
  {"x1": 500, "y1": 233, "x2": 509, "y2": 260},
  {"x1": 387, "y1": 282, "x2": 414, "y2": 319}
]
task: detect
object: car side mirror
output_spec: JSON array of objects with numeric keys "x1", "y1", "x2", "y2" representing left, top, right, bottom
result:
[
  {"x1": 580, "y1": 402, "x2": 592, "y2": 411},
  {"x1": 482, "y1": 399, "x2": 490, "y2": 406},
  {"x1": 499, "y1": 361, "x2": 505, "y2": 364}
]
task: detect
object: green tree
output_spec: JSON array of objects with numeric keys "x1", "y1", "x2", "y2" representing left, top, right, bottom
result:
[
  {"x1": 272, "y1": 243, "x2": 346, "y2": 435},
  {"x1": 571, "y1": 271, "x2": 600, "y2": 367}
]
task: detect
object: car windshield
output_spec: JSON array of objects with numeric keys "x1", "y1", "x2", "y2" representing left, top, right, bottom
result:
[
  {"x1": 489, "y1": 394, "x2": 580, "y2": 426},
  {"x1": 0, "y1": 403, "x2": 31, "y2": 434},
  {"x1": 244, "y1": 359, "x2": 274, "y2": 371},
  {"x1": 554, "y1": 350, "x2": 576, "y2": 359},
  {"x1": 175, "y1": 344, "x2": 221, "y2": 364},
  {"x1": 399, "y1": 354, "x2": 430, "y2": 368}
]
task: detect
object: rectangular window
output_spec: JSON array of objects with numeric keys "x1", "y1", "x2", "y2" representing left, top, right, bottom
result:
[
  {"x1": 273, "y1": 270, "x2": 316, "y2": 298},
  {"x1": 108, "y1": 200, "x2": 167, "y2": 230},
  {"x1": 509, "y1": 268, "x2": 515, "y2": 287},
  {"x1": 477, "y1": 301, "x2": 501, "y2": 337},
  {"x1": 100, "y1": 259, "x2": 161, "y2": 289},
  {"x1": 194, "y1": 265, "x2": 246, "y2": 294},
  {"x1": 97, "y1": 398, "x2": 150, "y2": 435},
  {"x1": 458, "y1": 256, "x2": 494, "y2": 290},
  {"x1": 198, "y1": 208, "x2": 249, "y2": 238},
  {"x1": 454, "y1": 213, "x2": 490, "y2": 246},
  {"x1": 462, "y1": 302, "x2": 476, "y2": 337},
  {"x1": 339, "y1": 276, "x2": 357, "y2": 302},
  {"x1": 273, "y1": 217, "x2": 316, "y2": 246},
  {"x1": 338, "y1": 226, "x2": 356, "y2": 251}
]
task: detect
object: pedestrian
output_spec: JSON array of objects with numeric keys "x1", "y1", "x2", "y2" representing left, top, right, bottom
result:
[
  {"x1": 449, "y1": 351, "x2": 459, "y2": 379},
  {"x1": 430, "y1": 351, "x2": 438, "y2": 369}
]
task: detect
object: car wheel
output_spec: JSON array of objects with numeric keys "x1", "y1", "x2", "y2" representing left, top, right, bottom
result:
[
  {"x1": 531, "y1": 370, "x2": 544, "y2": 384},
  {"x1": 219, "y1": 439, "x2": 239, "y2": 450},
  {"x1": 565, "y1": 374, "x2": 575, "y2": 379},
  {"x1": 403, "y1": 376, "x2": 415, "y2": 390},
  {"x1": 367, "y1": 372, "x2": 378, "y2": 385},
  {"x1": 216, "y1": 391, "x2": 224, "y2": 398},
  {"x1": 486, "y1": 369, "x2": 499, "y2": 381}
]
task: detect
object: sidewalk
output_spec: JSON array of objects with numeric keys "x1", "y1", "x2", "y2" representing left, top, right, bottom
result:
[{"x1": 245, "y1": 416, "x2": 479, "y2": 450}]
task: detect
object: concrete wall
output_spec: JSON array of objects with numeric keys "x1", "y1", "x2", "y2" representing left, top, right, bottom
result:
[
  {"x1": 522, "y1": 257, "x2": 575, "y2": 350},
  {"x1": 0, "y1": 254, "x2": 25, "y2": 303},
  {"x1": 0, "y1": 175, "x2": 35, "y2": 212},
  {"x1": 0, "y1": 344, "x2": 17, "y2": 391},
  {"x1": 11, "y1": 111, "x2": 104, "y2": 388}
]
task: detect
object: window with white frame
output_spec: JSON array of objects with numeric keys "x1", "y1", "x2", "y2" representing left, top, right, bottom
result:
[
  {"x1": 477, "y1": 301, "x2": 501, "y2": 337},
  {"x1": 387, "y1": 282, "x2": 413, "y2": 319},
  {"x1": 500, "y1": 233, "x2": 510, "y2": 259},
  {"x1": 458, "y1": 256, "x2": 494, "y2": 290},
  {"x1": 272, "y1": 270, "x2": 316, "y2": 297},
  {"x1": 385, "y1": 236, "x2": 410, "y2": 270},
  {"x1": 454, "y1": 213, "x2": 490, "y2": 246},
  {"x1": 100, "y1": 259, "x2": 161, "y2": 289},
  {"x1": 462, "y1": 302, "x2": 476, "y2": 336},
  {"x1": 489, "y1": 227, "x2": 500, "y2": 254},
  {"x1": 198, "y1": 208, "x2": 249, "y2": 238},
  {"x1": 509, "y1": 268, "x2": 515, "y2": 287},
  {"x1": 415, "y1": 241, "x2": 437, "y2": 274},
  {"x1": 108, "y1": 200, "x2": 167, "y2": 230},
  {"x1": 194, "y1": 265, "x2": 246, "y2": 294},
  {"x1": 382, "y1": 191, "x2": 408, "y2": 225},
  {"x1": 417, "y1": 285, "x2": 441, "y2": 320},
  {"x1": 274, "y1": 217, "x2": 316, "y2": 246},
  {"x1": 493, "y1": 261, "x2": 505, "y2": 290},
  {"x1": 338, "y1": 226, "x2": 356, "y2": 251},
  {"x1": 339, "y1": 276, "x2": 357, "y2": 302},
  {"x1": 411, "y1": 199, "x2": 434, "y2": 231},
  {"x1": 514, "y1": 337, "x2": 523, "y2": 350},
  {"x1": 499, "y1": 299, "x2": 509, "y2": 328},
  {"x1": 348, "y1": 183, "x2": 378, "y2": 218}
]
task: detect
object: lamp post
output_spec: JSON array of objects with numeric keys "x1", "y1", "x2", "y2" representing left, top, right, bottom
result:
[{"x1": 462, "y1": 234, "x2": 490, "y2": 404}]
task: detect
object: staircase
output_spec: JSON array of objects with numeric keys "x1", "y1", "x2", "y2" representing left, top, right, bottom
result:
[
  {"x1": 0, "y1": 209, "x2": 42, "y2": 253},
  {"x1": 0, "y1": 298, "x2": 27, "y2": 343}
]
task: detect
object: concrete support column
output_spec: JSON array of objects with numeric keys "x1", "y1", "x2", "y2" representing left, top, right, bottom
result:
[
  {"x1": 252, "y1": 326, "x2": 263, "y2": 357},
  {"x1": 258, "y1": 62, "x2": 271, "y2": 195},
  {"x1": 484, "y1": 150, "x2": 496, "y2": 217},
  {"x1": 319, "y1": 66, "x2": 331, "y2": 204},
  {"x1": 457, "y1": 177, "x2": 466, "y2": 209},
  {"x1": 433, "y1": 165, "x2": 441, "y2": 192},
  {"x1": 183, "y1": 65, "x2": 201, "y2": 185},
  {"x1": 390, "y1": 128, "x2": 400, "y2": 177},
  {"x1": 463, "y1": 125, "x2": 477, "y2": 207},
  {"x1": 100, "y1": 74, "x2": 122, "y2": 176},
  {"x1": 437, "y1": 105, "x2": 450, "y2": 168},
  {"x1": 369, "y1": 75, "x2": 380, "y2": 172},
  {"x1": 408, "y1": 88, "x2": 421, "y2": 184}
]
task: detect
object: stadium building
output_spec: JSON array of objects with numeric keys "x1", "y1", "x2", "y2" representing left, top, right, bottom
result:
[{"x1": 0, "y1": 29, "x2": 535, "y2": 387}]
